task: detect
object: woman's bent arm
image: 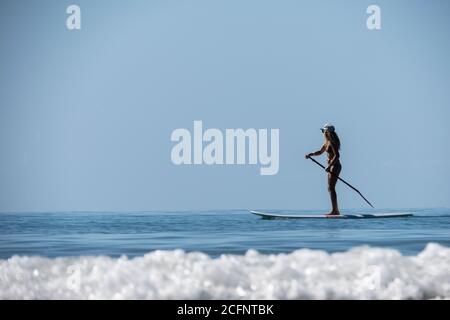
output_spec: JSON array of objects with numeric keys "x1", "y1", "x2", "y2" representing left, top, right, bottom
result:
[{"x1": 327, "y1": 144, "x2": 340, "y2": 168}]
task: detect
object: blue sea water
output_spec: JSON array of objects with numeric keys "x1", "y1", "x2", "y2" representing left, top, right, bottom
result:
[{"x1": 0, "y1": 208, "x2": 449, "y2": 259}]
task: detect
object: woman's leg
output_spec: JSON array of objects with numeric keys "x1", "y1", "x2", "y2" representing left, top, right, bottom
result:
[{"x1": 327, "y1": 164, "x2": 341, "y2": 215}]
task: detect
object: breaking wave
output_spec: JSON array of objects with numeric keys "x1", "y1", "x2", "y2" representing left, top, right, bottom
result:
[{"x1": 1, "y1": 243, "x2": 449, "y2": 299}]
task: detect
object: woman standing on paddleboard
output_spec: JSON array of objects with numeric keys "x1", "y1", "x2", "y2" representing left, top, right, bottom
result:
[{"x1": 305, "y1": 123, "x2": 342, "y2": 216}]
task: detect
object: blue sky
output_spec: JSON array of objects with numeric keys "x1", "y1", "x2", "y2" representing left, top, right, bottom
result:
[{"x1": 1, "y1": 0, "x2": 449, "y2": 211}]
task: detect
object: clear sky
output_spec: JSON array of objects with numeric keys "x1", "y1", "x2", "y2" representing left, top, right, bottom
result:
[{"x1": 1, "y1": 0, "x2": 449, "y2": 211}]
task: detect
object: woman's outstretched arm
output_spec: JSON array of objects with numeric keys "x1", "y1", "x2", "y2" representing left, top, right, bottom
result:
[{"x1": 305, "y1": 144, "x2": 326, "y2": 159}]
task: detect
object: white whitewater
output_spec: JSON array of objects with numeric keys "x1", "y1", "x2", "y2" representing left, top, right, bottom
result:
[{"x1": 1, "y1": 243, "x2": 449, "y2": 300}]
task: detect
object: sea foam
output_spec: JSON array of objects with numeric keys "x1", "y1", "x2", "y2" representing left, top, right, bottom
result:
[{"x1": 1, "y1": 243, "x2": 449, "y2": 299}]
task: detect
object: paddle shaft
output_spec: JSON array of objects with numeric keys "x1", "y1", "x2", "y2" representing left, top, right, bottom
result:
[{"x1": 307, "y1": 156, "x2": 374, "y2": 208}]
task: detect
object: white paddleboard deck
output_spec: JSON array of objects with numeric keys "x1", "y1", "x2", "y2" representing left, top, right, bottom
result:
[{"x1": 250, "y1": 211, "x2": 413, "y2": 219}]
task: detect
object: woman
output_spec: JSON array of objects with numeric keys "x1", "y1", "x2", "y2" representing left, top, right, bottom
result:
[{"x1": 305, "y1": 123, "x2": 342, "y2": 216}]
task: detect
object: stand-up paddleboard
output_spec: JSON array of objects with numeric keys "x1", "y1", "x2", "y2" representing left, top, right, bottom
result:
[{"x1": 250, "y1": 211, "x2": 413, "y2": 219}]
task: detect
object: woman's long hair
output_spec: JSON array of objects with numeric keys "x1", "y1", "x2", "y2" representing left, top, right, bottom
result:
[{"x1": 325, "y1": 131, "x2": 341, "y2": 151}]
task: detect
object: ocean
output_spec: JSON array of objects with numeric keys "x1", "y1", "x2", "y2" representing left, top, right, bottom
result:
[{"x1": 1, "y1": 208, "x2": 449, "y2": 299}]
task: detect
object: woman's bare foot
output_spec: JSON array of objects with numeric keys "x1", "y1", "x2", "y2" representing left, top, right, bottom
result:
[{"x1": 326, "y1": 211, "x2": 340, "y2": 216}]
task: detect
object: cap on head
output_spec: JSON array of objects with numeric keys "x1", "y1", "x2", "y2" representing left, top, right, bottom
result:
[{"x1": 320, "y1": 123, "x2": 335, "y2": 133}]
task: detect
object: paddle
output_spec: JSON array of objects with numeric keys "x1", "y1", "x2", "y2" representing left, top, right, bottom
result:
[{"x1": 307, "y1": 156, "x2": 374, "y2": 208}]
